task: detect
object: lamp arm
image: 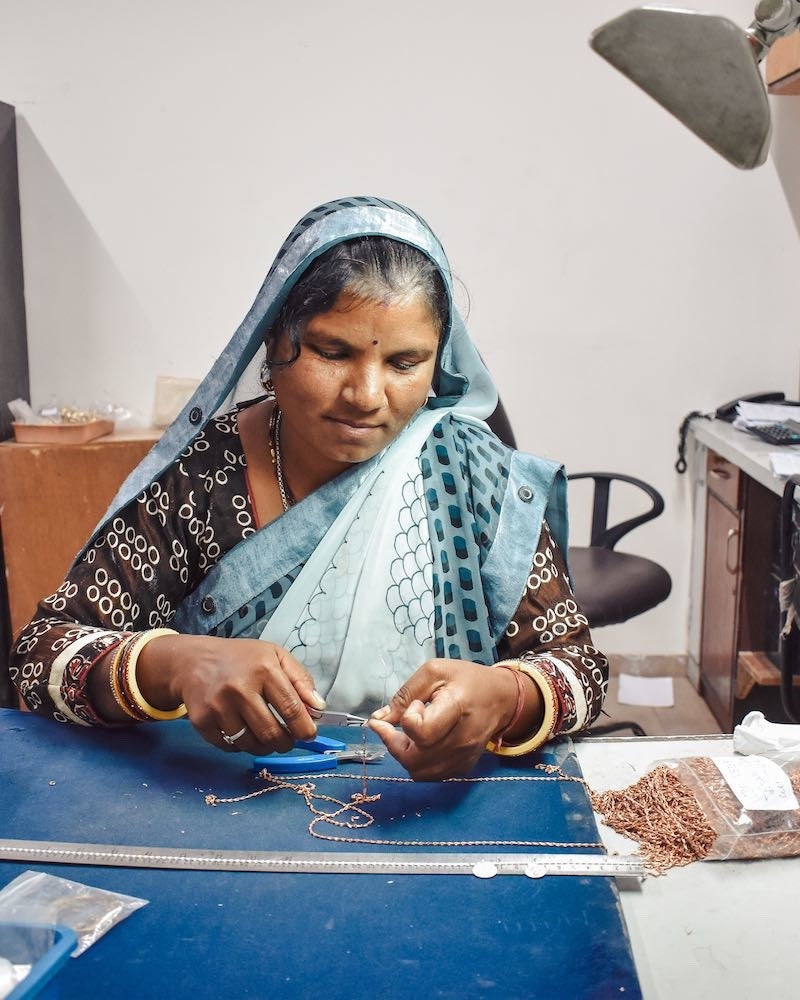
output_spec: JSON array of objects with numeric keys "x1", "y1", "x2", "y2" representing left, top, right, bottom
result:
[{"x1": 748, "y1": 0, "x2": 800, "y2": 59}]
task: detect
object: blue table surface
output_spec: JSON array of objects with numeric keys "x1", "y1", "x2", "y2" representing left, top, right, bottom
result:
[{"x1": 0, "y1": 709, "x2": 641, "y2": 999}]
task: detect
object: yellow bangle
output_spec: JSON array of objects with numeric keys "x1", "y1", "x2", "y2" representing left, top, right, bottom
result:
[
  {"x1": 486, "y1": 660, "x2": 556, "y2": 757},
  {"x1": 123, "y1": 629, "x2": 187, "y2": 721}
]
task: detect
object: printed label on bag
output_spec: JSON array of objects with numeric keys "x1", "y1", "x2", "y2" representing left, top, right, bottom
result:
[{"x1": 713, "y1": 756, "x2": 799, "y2": 811}]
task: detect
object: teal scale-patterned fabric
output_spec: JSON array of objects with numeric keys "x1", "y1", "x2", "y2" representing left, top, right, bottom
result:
[{"x1": 421, "y1": 418, "x2": 511, "y2": 663}]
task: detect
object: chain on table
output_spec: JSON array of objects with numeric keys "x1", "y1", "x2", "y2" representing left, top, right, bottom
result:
[{"x1": 204, "y1": 761, "x2": 603, "y2": 850}]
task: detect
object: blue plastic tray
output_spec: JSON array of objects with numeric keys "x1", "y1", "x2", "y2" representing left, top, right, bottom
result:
[{"x1": 0, "y1": 923, "x2": 77, "y2": 1000}]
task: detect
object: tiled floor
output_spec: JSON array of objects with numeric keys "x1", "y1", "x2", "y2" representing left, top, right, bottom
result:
[
  {"x1": 596, "y1": 674, "x2": 722, "y2": 738},
  {"x1": 591, "y1": 656, "x2": 723, "y2": 738}
]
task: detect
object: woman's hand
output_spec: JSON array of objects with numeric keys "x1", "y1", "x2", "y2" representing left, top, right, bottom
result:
[
  {"x1": 368, "y1": 659, "x2": 541, "y2": 781},
  {"x1": 135, "y1": 633, "x2": 325, "y2": 754}
]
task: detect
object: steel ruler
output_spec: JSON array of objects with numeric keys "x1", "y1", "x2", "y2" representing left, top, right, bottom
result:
[{"x1": 0, "y1": 839, "x2": 646, "y2": 887}]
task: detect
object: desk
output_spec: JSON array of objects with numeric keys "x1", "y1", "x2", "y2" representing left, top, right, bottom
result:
[
  {"x1": 0, "y1": 430, "x2": 159, "y2": 638},
  {"x1": 576, "y1": 735, "x2": 798, "y2": 1000},
  {"x1": 0, "y1": 710, "x2": 641, "y2": 1000},
  {"x1": 688, "y1": 419, "x2": 792, "y2": 730},
  {"x1": 5, "y1": 717, "x2": 793, "y2": 1000}
]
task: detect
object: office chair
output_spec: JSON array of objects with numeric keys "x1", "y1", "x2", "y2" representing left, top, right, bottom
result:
[
  {"x1": 566, "y1": 472, "x2": 672, "y2": 628},
  {"x1": 485, "y1": 400, "x2": 672, "y2": 628},
  {"x1": 486, "y1": 399, "x2": 672, "y2": 738}
]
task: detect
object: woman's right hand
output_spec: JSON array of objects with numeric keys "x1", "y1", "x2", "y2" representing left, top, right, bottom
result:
[{"x1": 122, "y1": 633, "x2": 325, "y2": 755}]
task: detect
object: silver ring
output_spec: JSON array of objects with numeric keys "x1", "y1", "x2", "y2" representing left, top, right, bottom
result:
[{"x1": 221, "y1": 726, "x2": 247, "y2": 745}]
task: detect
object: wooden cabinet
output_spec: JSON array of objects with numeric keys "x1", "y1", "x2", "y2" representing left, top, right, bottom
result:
[
  {"x1": 0, "y1": 431, "x2": 159, "y2": 639},
  {"x1": 766, "y1": 32, "x2": 800, "y2": 95},
  {"x1": 699, "y1": 453, "x2": 743, "y2": 728},
  {"x1": 698, "y1": 449, "x2": 781, "y2": 730}
]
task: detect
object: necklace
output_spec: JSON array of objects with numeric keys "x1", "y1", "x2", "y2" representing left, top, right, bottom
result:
[{"x1": 268, "y1": 405, "x2": 296, "y2": 511}]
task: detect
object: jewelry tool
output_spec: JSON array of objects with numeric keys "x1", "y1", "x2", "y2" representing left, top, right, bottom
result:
[
  {"x1": 309, "y1": 711, "x2": 370, "y2": 726},
  {"x1": 252, "y1": 710, "x2": 384, "y2": 774}
]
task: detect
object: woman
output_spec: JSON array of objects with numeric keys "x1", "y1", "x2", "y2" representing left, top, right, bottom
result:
[{"x1": 9, "y1": 196, "x2": 607, "y2": 780}]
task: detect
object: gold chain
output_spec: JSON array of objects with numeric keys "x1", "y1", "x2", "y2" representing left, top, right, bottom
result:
[{"x1": 268, "y1": 406, "x2": 295, "y2": 512}]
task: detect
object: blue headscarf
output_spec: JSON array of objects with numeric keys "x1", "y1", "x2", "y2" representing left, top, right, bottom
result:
[{"x1": 98, "y1": 196, "x2": 498, "y2": 521}]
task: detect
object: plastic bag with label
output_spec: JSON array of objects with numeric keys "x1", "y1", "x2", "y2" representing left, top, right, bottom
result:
[{"x1": 668, "y1": 752, "x2": 800, "y2": 860}]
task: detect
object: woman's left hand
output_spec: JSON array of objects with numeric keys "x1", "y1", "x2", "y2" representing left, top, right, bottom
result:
[{"x1": 368, "y1": 659, "x2": 524, "y2": 780}]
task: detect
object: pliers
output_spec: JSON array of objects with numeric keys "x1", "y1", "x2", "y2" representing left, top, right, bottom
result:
[{"x1": 251, "y1": 711, "x2": 385, "y2": 774}]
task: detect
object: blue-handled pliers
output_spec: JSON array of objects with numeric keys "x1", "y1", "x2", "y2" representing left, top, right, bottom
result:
[{"x1": 251, "y1": 711, "x2": 385, "y2": 774}]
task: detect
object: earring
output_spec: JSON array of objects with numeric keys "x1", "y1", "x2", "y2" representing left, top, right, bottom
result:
[{"x1": 260, "y1": 359, "x2": 275, "y2": 398}]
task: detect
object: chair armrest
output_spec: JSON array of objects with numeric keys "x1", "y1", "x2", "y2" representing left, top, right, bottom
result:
[{"x1": 567, "y1": 472, "x2": 665, "y2": 549}]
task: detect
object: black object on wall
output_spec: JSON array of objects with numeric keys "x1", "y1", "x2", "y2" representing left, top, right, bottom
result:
[
  {"x1": 0, "y1": 102, "x2": 29, "y2": 439},
  {"x1": 0, "y1": 101, "x2": 29, "y2": 705}
]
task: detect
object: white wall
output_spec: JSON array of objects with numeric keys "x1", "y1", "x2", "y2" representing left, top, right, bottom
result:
[{"x1": 1, "y1": 0, "x2": 798, "y2": 655}]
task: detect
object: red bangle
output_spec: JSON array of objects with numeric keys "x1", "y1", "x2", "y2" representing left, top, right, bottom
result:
[{"x1": 492, "y1": 663, "x2": 526, "y2": 750}]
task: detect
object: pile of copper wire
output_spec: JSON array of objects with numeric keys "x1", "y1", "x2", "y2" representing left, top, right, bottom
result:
[{"x1": 590, "y1": 764, "x2": 716, "y2": 874}]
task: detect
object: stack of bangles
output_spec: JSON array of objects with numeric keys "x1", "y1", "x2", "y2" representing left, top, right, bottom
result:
[
  {"x1": 486, "y1": 659, "x2": 558, "y2": 756},
  {"x1": 108, "y1": 628, "x2": 187, "y2": 722}
]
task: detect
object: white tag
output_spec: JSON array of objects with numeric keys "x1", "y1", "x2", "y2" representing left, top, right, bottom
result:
[{"x1": 713, "y1": 756, "x2": 799, "y2": 811}]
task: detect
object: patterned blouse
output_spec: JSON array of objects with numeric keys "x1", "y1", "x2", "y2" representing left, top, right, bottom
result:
[{"x1": 9, "y1": 412, "x2": 608, "y2": 733}]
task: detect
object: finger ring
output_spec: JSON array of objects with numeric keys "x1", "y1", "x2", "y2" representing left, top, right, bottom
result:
[{"x1": 221, "y1": 726, "x2": 247, "y2": 745}]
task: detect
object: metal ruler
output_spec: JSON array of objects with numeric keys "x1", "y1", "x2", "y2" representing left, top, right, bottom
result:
[{"x1": 0, "y1": 839, "x2": 646, "y2": 888}]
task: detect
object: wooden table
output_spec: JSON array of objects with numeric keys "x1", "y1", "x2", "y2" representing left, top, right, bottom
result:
[{"x1": 0, "y1": 429, "x2": 158, "y2": 697}]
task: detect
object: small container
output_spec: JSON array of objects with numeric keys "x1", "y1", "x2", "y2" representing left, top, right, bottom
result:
[
  {"x1": 11, "y1": 420, "x2": 114, "y2": 445},
  {"x1": 0, "y1": 923, "x2": 77, "y2": 999}
]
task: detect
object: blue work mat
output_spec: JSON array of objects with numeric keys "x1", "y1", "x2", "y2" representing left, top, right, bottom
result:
[{"x1": 0, "y1": 709, "x2": 641, "y2": 999}]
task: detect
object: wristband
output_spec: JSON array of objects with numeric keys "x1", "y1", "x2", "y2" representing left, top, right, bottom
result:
[
  {"x1": 122, "y1": 629, "x2": 187, "y2": 721},
  {"x1": 108, "y1": 636, "x2": 144, "y2": 721},
  {"x1": 486, "y1": 660, "x2": 557, "y2": 757},
  {"x1": 489, "y1": 663, "x2": 526, "y2": 750}
]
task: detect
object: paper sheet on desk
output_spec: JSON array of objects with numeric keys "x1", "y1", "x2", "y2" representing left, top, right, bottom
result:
[
  {"x1": 769, "y1": 452, "x2": 800, "y2": 478},
  {"x1": 617, "y1": 673, "x2": 674, "y2": 707},
  {"x1": 733, "y1": 401, "x2": 800, "y2": 427}
]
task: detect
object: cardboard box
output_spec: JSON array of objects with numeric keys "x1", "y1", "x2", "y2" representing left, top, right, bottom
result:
[{"x1": 11, "y1": 420, "x2": 114, "y2": 445}]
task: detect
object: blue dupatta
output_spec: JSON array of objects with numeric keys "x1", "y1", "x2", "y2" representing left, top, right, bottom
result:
[{"x1": 85, "y1": 197, "x2": 568, "y2": 711}]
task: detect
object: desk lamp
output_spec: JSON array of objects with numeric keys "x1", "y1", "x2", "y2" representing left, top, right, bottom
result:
[{"x1": 590, "y1": 2, "x2": 800, "y2": 169}]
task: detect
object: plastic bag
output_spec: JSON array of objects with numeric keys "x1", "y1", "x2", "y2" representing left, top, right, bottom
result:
[
  {"x1": 590, "y1": 751, "x2": 800, "y2": 872},
  {"x1": 0, "y1": 872, "x2": 147, "y2": 956},
  {"x1": 667, "y1": 752, "x2": 800, "y2": 861},
  {"x1": 0, "y1": 953, "x2": 30, "y2": 999},
  {"x1": 0, "y1": 923, "x2": 76, "y2": 998}
]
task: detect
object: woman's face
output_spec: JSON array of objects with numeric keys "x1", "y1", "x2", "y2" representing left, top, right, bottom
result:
[{"x1": 271, "y1": 290, "x2": 440, "y2": 482}]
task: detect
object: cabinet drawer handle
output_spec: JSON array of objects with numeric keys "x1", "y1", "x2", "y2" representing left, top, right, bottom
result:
[
  {"x1": 725, "y1": 527, "x2": 740, "y2": 575},
  {"x1": 710, "y1": 468, "x2": 731, "y2": 480}
]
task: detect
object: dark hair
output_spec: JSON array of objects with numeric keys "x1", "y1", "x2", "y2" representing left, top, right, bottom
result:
[{"x1": 264, "y1": 236, "x2": 449, "y2": 367}]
